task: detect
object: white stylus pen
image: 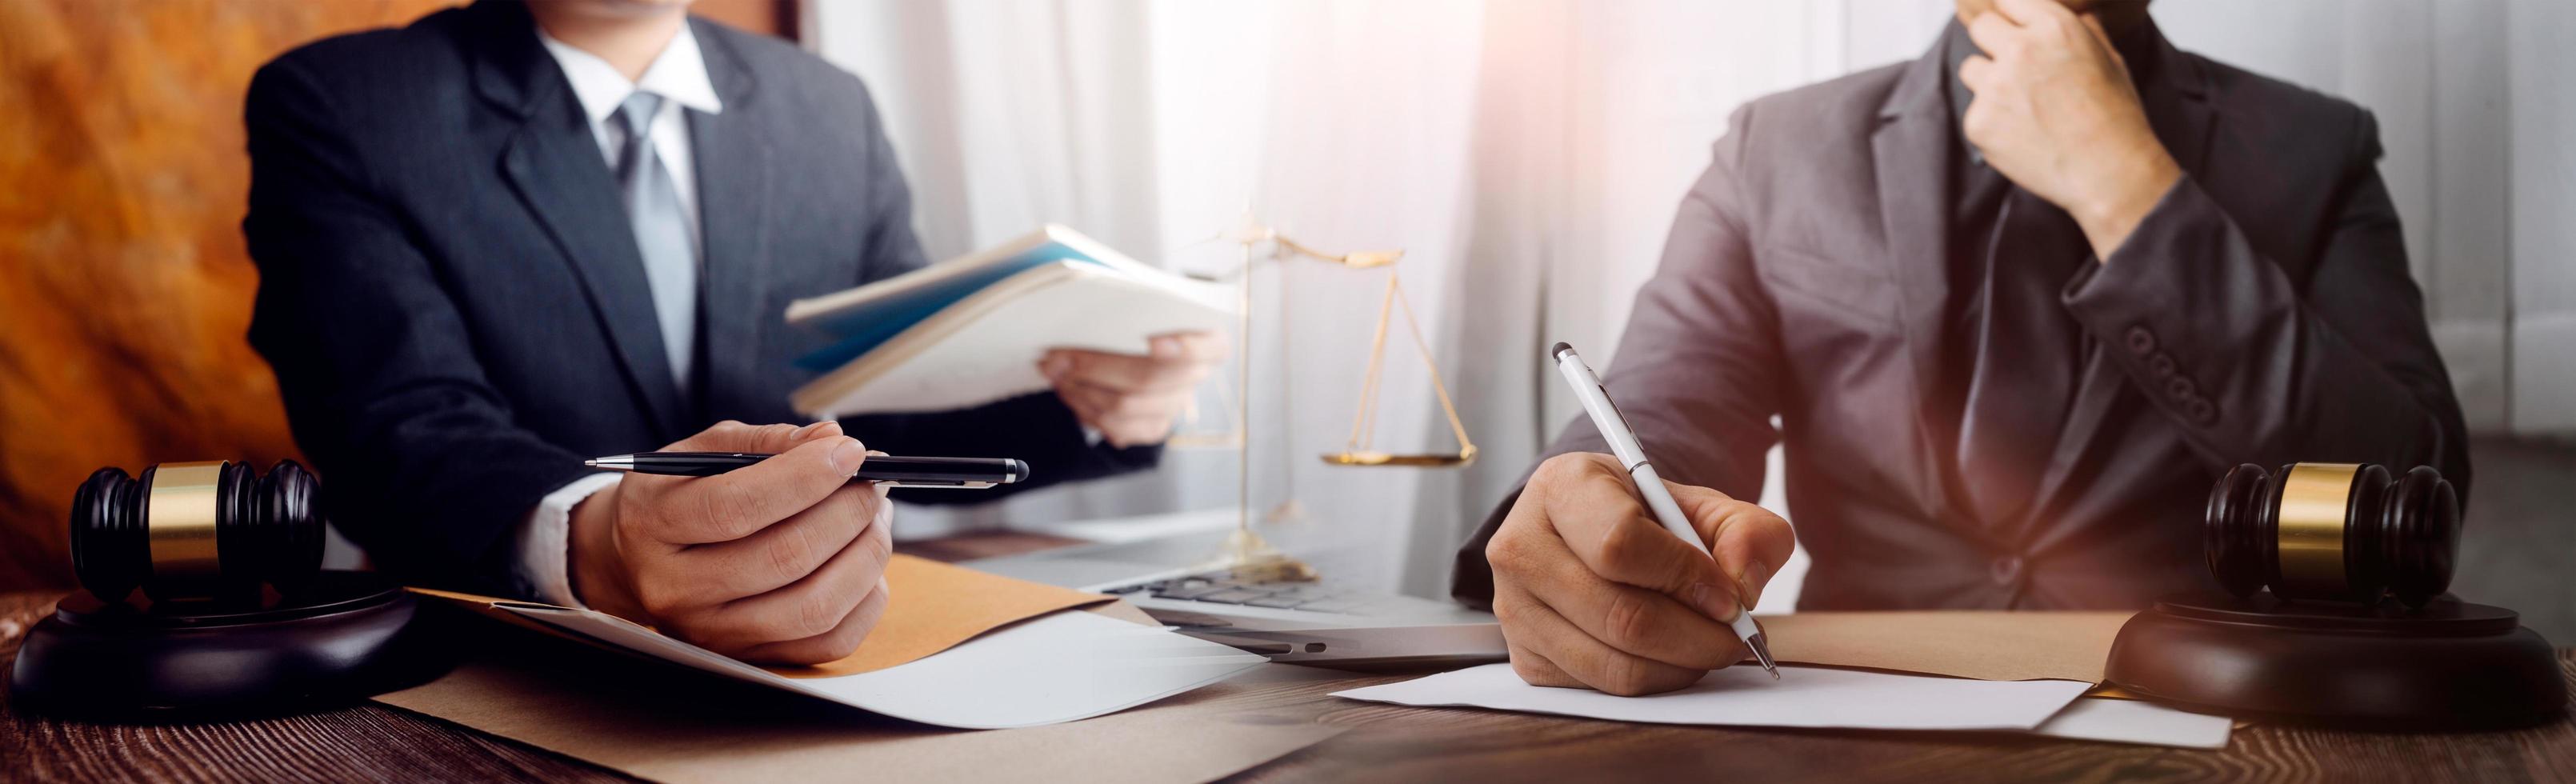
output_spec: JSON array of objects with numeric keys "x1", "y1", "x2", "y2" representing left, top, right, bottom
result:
[{"x1": 1550, "y1": 342, "x2": 1779, "y2": 679}]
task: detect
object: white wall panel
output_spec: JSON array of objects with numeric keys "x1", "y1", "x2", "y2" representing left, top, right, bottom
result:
[
  {"x1": 2432, "y1": 0, "x2": 2514, "y2": 432},
  {"x1": 2510, "y1": 0, "x2": 2576, "y2": 434}
]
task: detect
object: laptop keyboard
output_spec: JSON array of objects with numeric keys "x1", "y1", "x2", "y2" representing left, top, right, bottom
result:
[{"x1": 1105, "y1": 573, "x2": 1376, "y2": 614}]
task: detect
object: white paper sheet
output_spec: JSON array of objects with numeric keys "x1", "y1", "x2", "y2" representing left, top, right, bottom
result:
[
  {"x1": 2031, "y1": 698, "x2": 2233, "y2": 749},
  {"x1": 1332, "y1": 664, "x2": 2091, "y2": 731},
  {"x1": 507, "y1": 606, "x2": 1266, "y2": 730}
]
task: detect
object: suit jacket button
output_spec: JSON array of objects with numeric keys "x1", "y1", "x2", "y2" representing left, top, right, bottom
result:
[
  {"x1": 2125, "y1": 326, "x2": 2156, "y2": 354},
  {"x1": 1990, "y1": 555, "x2": 2025, "y2": 587},
  {"x1": 2186, "y1": 398, "x2": 2218, "y2": 425},
  {"x1": 2165, "y1": 375, "x2": 2197, "y2": 401},
  {"x1": 2148, "y1": 352, "x2": 2177, "y2": 379}
]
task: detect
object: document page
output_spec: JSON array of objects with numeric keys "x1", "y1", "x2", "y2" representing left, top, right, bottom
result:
[
  {"x1": 514, "y1": 606, "x2": 1266, "y2": 730},
  {"x1": 1333, "y1": 663, "x2": 2090, "y2": 731}
]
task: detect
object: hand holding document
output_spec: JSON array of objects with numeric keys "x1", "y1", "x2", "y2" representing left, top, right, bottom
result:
[{"x1": 785, "y1": 225, "x2": 1235, "y2": 418}]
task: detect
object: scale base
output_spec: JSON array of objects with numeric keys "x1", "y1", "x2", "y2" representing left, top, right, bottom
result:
[
  {"x1": 8, "y1": 570, "x2": 451, "y2": 722},
  {"x1": 2106, "y1": 593, "x2": 2566, "y2": 729},
  {"x1": 1220, "y1": 527, "x2": 1318, "y2": 583}
]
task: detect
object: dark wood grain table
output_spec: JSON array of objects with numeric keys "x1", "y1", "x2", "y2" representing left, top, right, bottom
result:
[{"x1": 6, "y1": 533, "x2": 2573, "y2": 782}]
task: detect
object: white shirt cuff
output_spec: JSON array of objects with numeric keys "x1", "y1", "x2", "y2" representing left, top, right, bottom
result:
[{"x1": 517, "y1": 473, "x2": 623, "y2": 608}]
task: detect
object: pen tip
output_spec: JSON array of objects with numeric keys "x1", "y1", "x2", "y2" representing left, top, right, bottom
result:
[
  {"x1": 1746, "y1": 634, "x2": 1779, "y2": 680},
  {"x1": 582, "y1": 459, "x2": 599, "y2": 467}
]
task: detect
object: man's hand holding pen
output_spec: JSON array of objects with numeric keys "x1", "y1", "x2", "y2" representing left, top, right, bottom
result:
[
  {"x1": 559, "y1": 334, "x2": 1218, "y2": 664},
  {"x1": 570, "y1": 420, "x2": 894, "y2": 664},
  {"x1": 1489, "y1": 453, "x2": 1796, "y2": 696}
]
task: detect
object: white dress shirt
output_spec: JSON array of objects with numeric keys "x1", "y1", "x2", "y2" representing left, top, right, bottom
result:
[
  {"x1": 537, "y1": 24, "x2": 722, "y2": 234},
  {"x1": 514, "y1": 22, "x2": 725, "y2": 607}
]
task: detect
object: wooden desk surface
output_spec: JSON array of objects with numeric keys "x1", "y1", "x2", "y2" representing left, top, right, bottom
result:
[{"x1": 6, "y1": 534, "x2": 2574, "y2": 783}]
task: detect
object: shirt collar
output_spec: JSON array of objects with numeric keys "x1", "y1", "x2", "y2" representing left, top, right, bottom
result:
[{"x1": 537, "y1": 20, "x2": 724, "y2": 126}]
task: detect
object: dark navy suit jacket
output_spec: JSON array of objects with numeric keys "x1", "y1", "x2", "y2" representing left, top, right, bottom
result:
[{"x1": 244, "y1": 1, "x2": 1154, "y2": 597}]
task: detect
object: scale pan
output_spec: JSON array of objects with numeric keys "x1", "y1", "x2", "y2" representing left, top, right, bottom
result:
[{"x1": 1321, "y1": 450, "x2": 1475, "y2": 467}]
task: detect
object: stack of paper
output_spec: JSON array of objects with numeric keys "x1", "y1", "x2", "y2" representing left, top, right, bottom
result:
[
  {"x1": 1332, "y1": 611, "x2": 2233, "y2": 750},
  {"x1": 1333, "y1": 663, "x2": 2093, "y2": 731}
]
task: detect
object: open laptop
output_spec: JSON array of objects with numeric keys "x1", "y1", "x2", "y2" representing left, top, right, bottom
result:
[{"x1": 967, "y1": 526, "x2": 1506, "y2": 667}]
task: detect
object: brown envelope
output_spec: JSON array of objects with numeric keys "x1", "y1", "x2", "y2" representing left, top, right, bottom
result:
[
  {"x1": 770, "y1": 555, "x2": 1111, "y2": 677},
  {"x1": 1755, "y1": 611, "x2": 2137, "y2": 683},
  {"x1": 410, "y1": 554, "x2": 1114, "y2": 677}
]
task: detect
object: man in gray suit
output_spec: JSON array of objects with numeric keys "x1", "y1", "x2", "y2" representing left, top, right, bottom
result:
[{"x1": 1453, "y1": 0, "x2": 2469, "y2": 694}]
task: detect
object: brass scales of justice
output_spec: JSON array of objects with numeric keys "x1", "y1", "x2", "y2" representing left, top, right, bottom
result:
[{"x1": 1166, "y1": 216, "x2": 1478, "y2": 581}]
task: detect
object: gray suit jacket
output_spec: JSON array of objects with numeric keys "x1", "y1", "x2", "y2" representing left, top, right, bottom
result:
[{"x1": 1453, "y1": 24, "x2": 2469, "y2": 610}]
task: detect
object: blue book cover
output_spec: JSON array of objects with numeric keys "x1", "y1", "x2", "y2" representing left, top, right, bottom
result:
[{"x1": 792, "y1": 240, "x2": 1107, "y2": 373}]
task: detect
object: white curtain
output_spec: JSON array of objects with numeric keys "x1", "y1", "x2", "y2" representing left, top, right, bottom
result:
[{"x1": 806, "y1": 0, "x2": 2569, "y2": 608}]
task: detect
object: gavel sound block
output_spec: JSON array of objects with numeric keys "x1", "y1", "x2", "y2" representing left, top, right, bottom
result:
[
  {"x1": 2106, "y1": 462, "x2": 2565, "y2": 729},
  {"x1": 9, "y1": 461, "x2": 447, "y2": 721}
]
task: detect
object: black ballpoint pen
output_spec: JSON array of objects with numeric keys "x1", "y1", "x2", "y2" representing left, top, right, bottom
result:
[{"x1": 584, "y1": 452, "x2": 1030, "y2": 489}]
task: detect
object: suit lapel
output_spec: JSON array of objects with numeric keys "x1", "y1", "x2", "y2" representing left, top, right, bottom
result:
[
  {"x1": 470, "y1": 2, "x2": 688, "y2": 439},
  {"x1": 687, "y1": 21, "x2": 774, "y2": 420},
  {"x1": 1869, "y1": 43, "x2": 1958, "y2": 520},
  {"x1": 2138, "y1": 22, "x2": 2217, "y2": 182}
]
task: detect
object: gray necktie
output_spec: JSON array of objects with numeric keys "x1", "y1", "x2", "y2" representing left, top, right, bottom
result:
[{"x1": 614, "y1": 91, "x2": 699, "y2": 394}]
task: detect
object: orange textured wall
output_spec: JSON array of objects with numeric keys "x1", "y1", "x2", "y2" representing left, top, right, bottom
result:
[{"x1": 0, "y1": 0, "x2": 792, "y2": 592}]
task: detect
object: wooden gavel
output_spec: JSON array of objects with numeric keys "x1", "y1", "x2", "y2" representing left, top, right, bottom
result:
[
  {"x1": 2203, "y1": 462, "x2": 2460, "y2": 608},
  {"x1": 70, "y1": 460, "x2": 325, "y2": 605}
]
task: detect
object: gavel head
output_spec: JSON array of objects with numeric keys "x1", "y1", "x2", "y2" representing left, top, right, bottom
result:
[
  {"x1": 70, "y1": 460, "x2": 325, "y2": 605},
  {"x1": 2204, "y1": 462, "x2": 2460, "y2": 608}
]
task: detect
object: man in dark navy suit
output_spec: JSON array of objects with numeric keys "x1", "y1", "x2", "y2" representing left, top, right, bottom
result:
[{"x1": 243, "y1": 0, "x2": 1218, "y2": 663}]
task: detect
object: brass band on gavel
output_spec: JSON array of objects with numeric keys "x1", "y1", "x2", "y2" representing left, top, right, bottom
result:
[{"x1": 2203, "y1": 462, "x2": 2460, "y2": 608}]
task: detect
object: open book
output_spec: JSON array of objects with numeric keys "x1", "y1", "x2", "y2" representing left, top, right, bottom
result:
[{"x1": 787, "y1": 225, "x2": 1236, "y2": 418}]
